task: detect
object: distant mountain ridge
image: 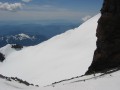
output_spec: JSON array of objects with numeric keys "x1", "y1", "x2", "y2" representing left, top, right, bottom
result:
[
  {"x1": 0, "y1": 23, "x2": 79, "y2": 47},
  {"x1": 0, "y1": 33, "x2": 47, "y2": 47}
]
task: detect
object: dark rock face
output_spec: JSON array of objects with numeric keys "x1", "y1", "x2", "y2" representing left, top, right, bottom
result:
[
  {"x1": 0, "y1": 53, "x2": 5, "y2": 62},
  {"x1": 86, "y1": 0, "x2": 120, "y2": 74},
  {"x1": 11, "y1": 44, "x2": 23, "y2": 50}
]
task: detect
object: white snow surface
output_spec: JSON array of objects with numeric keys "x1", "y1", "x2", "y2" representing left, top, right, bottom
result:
[
  {"x1": 17, "y1": 33, "x2": 31, "y2": 40},
  {"x1": 0, "y1": 14, "x2": 100, "y2": 86},
  {"x1": 0, "y1": 44, "x2": 17, "y2": 57},
  {"x1": 0, "y1": 69, "x2": 120, "y2": 90},
  {"x1": 39, "y1": 70, "x2": 120, "y2": 90}
]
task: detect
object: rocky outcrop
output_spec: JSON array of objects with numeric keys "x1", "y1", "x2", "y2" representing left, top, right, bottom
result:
[
  {"x1": 0, "y1": 52, "x2": 5, "y2": 62},
  {"x1": 86, "y1": 0, "x2": 120, "y2": 74},
  {"x1": 11, "y1": 44, "x2": 23, "y2": 50},
  {"x1": 0, "y1": 74, "x2": 39, "y2": 87}
]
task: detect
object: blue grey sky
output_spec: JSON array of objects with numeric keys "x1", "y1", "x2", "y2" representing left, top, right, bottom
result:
[{"x1": 0, "y1": 0, "x2": 103, "y2": 22}]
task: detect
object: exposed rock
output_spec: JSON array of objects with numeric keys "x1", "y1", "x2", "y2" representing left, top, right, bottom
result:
[
  {"x1": 11, "y1": 44, "x2": 23, "y2": 50},
  {"x1": 0, "y1": 74, "x2": 39, "y2": 87},
  {"x1": 0, "y1": 52, "x2": 5, "y2": 62},
  {"x1": 86, "y1": 0, "x2": 120, "y2": 74}
]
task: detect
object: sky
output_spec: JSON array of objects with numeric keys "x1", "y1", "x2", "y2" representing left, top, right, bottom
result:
[{"x1": 0, "y1": 0, "x2": 103, "y2": 23}]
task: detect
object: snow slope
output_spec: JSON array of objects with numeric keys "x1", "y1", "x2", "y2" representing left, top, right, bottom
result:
[
  {"x1": 0, "y1": 14, "x2": 100, "y2": 86},
  {"x1": 0, "y1": 44, "x2": 24, "y2": 58},
  {"x1": 0, "y1": 44, "x2": 16, "y2": 57},
  {"x1": 39, "y1": 69, "x2": 120, "y2": 90},
  {"x1": 0, "y1": 69, "x2": 120, "y2": 90}
]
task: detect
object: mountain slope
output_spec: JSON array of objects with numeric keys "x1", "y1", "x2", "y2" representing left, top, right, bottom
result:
[
  {"x1": 0, "y1": 68, "x2": 120, "y2": 90},
  {"x1": 0, "y1": 14, "x2": 100, "y2": 86},
  {"x1": 40, "y1": 69, "x2": 120, "y2": 90},
  {"x1": 0, "y1": 44, "x2": 18, "y2": 57}
]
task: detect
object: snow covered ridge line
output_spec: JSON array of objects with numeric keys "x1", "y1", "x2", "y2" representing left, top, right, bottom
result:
[
  {"x1": 0, "y1": 74, "x2": 39, "y2": 87},
  {"x1": 0, "y1": 44, "x2": 23, "y2": 62},
  {"x1": 46, "y1": 67, "x2": 120, "y2": 87}
]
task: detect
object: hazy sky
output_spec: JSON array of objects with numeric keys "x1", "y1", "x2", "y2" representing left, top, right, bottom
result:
[{"x1": 0, "y1": 0, "x2": 103, "y2": 22}]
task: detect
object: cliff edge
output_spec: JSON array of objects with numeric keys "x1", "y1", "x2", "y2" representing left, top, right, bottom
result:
[{"x1": 86, "y1": 0, "x2": 120, "y2": 74}]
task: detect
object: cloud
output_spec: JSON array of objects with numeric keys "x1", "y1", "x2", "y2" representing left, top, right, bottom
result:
[
  {"x1": 22, "y1": 0, "x2": 32, "y2": 3},
  {"x1": 82, "y1": 15, "x2": 91, "y2": 22},
  {"x1": 0, "y1": 2, "x2": 23, "y2": 11}
]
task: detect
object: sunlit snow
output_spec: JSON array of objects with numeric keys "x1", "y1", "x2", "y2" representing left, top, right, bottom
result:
[{"x1": 0, "y1": 14, "x2": 100, "y2": 86}]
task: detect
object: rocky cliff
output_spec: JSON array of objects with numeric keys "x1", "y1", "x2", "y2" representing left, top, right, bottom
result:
[{"x1": 86, "y1": 0, "x2": 120, "y2": 74}]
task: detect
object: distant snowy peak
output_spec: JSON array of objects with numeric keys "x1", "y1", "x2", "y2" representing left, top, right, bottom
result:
[
  {"x1": 0, "y1": 33, "x2": 35, "y2": 42},
  {"x1": 7, "y1": 33, "x2": 35, "y2": 41},
  {"x1": 0, "y1": 33, "x2": 47, "y2": 47},
  {"x1": 17, "y1": 33, "x2": 35, "y2": 40},
  {"x1": 17, "y1": 33, "x2": 30, "y2": 39}
]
